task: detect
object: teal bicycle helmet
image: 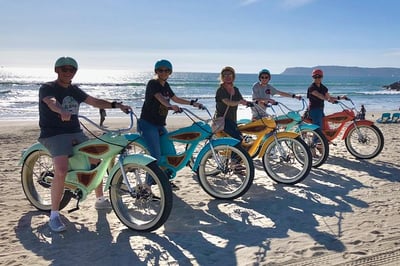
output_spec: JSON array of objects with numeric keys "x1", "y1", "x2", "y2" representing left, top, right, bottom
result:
[
  {"x1": 55, "y1": 56, "x2": 78, "y2": 69},
  {"x1": 154, "y1": 59, "x2": 173, "y2": 73},
  {"x1": 258, "y1": 68, "x2": 271, "y2": 79}
]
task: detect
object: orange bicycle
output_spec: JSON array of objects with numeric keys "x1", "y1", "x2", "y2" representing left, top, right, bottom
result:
[{"x1": 303, "y1": 98, "x2": 384, "y2": 159}]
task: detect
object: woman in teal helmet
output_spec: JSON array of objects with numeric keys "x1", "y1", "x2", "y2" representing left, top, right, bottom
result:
[
  {"x1": 138, "y1": 59, "x2": 203, "y2": 190},
  {"x1": 251, "y1": 68, "x2": 301, "y2": 119}
]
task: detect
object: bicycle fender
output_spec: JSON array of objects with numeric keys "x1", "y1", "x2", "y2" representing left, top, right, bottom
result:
[
  {"x1": 341, "y1": 120, "x2": 374, "y2": 140},
  {"x1": 258, "y1": 131, "x2": 300, "y2": 158},
  {"x1": 192, "y1": 137, "x2": 240, "y2": 171},
  {"x1": 104, "y1": 154, "x2": 157, "y2": 190},
  {"x1": 19, "y1": 142, "x2": 48, "y2": 165},
  {"x1": 297, "y1": 123, "x2": 319, "y2": 131},
  {"x1": 124, "y1": 133, "x2": 145, "y2": 143}
]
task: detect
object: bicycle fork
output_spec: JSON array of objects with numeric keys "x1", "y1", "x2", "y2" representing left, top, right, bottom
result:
[
  {"x1": 117, "y1": 152, "x2": 148, "y2": 199},
  {"x1": 271, "y1": 133, "x2": 290, "y2": 162},
  {"x1": 208, "y1": 142, "x2": 230, "y2": 173},
  {"x1": 349, "y1": 122, "x2": 368, "y2": 144}
]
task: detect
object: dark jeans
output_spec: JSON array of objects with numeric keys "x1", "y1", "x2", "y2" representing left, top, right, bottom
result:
[{"x1": 223, "y1": 118, "x2": 243, "y2": 141}]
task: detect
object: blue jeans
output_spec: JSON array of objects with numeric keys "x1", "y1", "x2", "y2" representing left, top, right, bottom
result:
[
  {"x1": 309, "y1": 108, "x2": 324, "y2": 129},
  {"x1": 309, "y1": 108, "x2": 325, "y2": 143},
  {"x1": 137, "y1": 119, "x2": 168, "y2": 161},
  {"x1": 137, "y1": 119, "x2": 168, "y2": 185}
]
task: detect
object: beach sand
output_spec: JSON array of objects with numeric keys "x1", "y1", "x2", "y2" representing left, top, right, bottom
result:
[{"x1": 1, "y1": 113, "x2": 399, "y2": 266}]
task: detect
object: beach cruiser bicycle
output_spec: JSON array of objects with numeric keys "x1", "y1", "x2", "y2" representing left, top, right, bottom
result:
[
  {"x1": 303, "y1": 97, "x2": 384, "y2": 159},
  {"x1": 268, "y1": 99, "x2": 330, "y2": 168},
  {"x1": 135, "y1": 105, "x2": 255, "y2": 200},
  {"x1": 20, "y1": 111, "x2": 173, "y2": 232},
  {"x1": 228, "y1": 103, "x2": 313, "y2": 185}
]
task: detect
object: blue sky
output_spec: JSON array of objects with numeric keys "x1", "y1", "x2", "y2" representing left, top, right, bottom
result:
[{"x1": 0, "y1": 0, "x2": 398, "y2": 74}]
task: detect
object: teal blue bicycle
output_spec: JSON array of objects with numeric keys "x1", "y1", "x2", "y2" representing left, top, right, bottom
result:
[
  {"x1": 271, "y1": 99, "x2": 329, "y2": 168},
  {"x1": 20, "y1": 111, "x2": 173, "y2": 232},
  {"x1": 136, "y1": 106, "x2": 255, "y2": 200}
]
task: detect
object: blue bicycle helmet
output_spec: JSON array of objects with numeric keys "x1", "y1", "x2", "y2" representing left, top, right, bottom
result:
[
  {"x1": 154, "y1": 59, "x2": 173, "y2": 73},
  {"x1": 258, "y1": 68, "x2": 270, "y2": 79}
]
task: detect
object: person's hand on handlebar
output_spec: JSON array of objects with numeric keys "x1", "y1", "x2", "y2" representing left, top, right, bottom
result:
[
  {"x1": 189, "y1": 98, "x2": 205, "y2": 109},
  {"x1": 169, "y1": 105, "x2": 181, "y2": 112},
  {"x1": 113, "y1": 101, "x2": 131, "y2": 114},
  {"x1": 246, "y1": 101, "x2": 254, "y2": 107}
]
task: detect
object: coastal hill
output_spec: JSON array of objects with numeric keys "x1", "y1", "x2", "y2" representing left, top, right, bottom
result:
[{"x1": 281, "y1": 66, "x2": 400, "y2": 77}]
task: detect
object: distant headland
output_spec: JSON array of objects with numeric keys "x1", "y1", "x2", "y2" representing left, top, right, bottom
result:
[{"x1": 281, "y1": 66, "x2": 400, "y2": 77}]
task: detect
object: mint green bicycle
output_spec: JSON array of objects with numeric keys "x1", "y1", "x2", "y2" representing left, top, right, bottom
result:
[{"x1": 20, "y1": 112, "x2": 173, "y2": 232}]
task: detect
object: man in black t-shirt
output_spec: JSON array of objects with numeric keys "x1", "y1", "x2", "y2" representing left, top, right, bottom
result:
[{"x1": 38, "y1": 56, "x2": 131, "y2": 232}]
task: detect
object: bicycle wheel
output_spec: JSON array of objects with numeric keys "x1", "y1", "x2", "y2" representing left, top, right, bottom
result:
[
  {"x1": 197, "y1": 144, "x2": 254, "y2": 200},
  {"x1": 298, "y1": 128, "x2": 329, "y2": 168},
  {"x1": 262, "y1": 136, "x2": 312, "y2": 184},
  {"x1": 21, "y1": 150, "x2": 72, "y2": 211},
  {"x1": 109, "y1": 161, "x2": 173, "y2": 232},
  {"x1": 345, "y1": 124, "x2": 384, "y2": 159}
]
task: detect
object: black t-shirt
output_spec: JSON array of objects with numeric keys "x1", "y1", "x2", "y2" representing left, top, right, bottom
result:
[
  {"x1": 307, "y1": 82, "x2": 328, "y2": 109},
  {"x1": 215, "y1": 86, "x2": 243, "y2": 122},
  {"x1": 39, "y1": 81, "x2": 88, "y2": 138},
  {"x1": 140, "y1": 79, "x2": 175, "y2": 126}
]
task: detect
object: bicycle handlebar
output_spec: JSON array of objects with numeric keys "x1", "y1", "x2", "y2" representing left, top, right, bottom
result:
[
  {"x1": 78, "y1": 110, "x2": 135, "y2": 134},
  {"x1": 173, "y1": 106, "x2": 213, "y2": 123}
]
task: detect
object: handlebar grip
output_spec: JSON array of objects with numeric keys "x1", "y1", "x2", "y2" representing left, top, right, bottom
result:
[{"x1": 173, "y1": 108, "x2": 183, "y2": 114}]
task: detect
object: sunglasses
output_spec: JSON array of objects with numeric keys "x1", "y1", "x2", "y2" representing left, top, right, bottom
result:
[
  {"x1": 157, "y1": 68, "x2": 171, "y2": 73},
  {"x1": 313, "y1": 75, "x2": 323, "y2": 79},
  {"x1": 260, "y1": 76, "x2": 270, "y2": 79},
  {"x1": 60, "y1": 67, "x2": 77, "y2": 73},
  {"x1": 222, "y1": 72, "x2": 233, "y2": 77}
]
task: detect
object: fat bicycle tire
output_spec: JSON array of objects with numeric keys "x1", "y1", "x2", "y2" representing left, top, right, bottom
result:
[
  {"x1": 196, "y1": 143, "x2": 254, "y2": 200},
  {"x1": 21, "y1": 150, "x2": 72, "y2": 211},
  {"x1": 345, "y1": 124, "x2": 384, "y2": 159},
  {"x1": 298, "y1": 128, "x2": 329, "y2": 168},
  {"x1": 109, "y1": 161, "x2": 173, "y2": 232},
  {"x1": 261, "y1": 135, "x2": 312, "y2": 185}
]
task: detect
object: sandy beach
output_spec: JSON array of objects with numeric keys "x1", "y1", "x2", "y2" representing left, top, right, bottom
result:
[{"x1": 1, "y1": 112, "x2": 399, "y2": 266}]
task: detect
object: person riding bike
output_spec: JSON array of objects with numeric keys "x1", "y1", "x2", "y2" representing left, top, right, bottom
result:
[
  {"x1": 252, "y1": 68, "x2": 301, "y2": 120},
  {"x1": 38, "y1": 56, "x2": 131, "y2": 232},
  {"x1": 138, "y1": 59, "x2": 203, "y2": 190},
  {"x1": 307, "y1": 68, "x2": 347, "y2": 130}
]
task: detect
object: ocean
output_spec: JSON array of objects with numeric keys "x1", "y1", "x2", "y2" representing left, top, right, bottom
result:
[{"x1": 1, "y1": 67, "x2": 399, "y2": 122}]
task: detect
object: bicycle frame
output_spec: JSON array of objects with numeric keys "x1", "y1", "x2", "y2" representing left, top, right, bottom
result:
[
  {"x1": 139, "y1": 106, "x2": 255, "y2": 200},
  {"x1": 303, "y1": 99, "x2": 374, "y2": 142},
  {"x1": 20, "y1": 112, "x2": 154, "y2": 202},
  {"x1": 232, "y1": 105, "x2": 301, "y2": 158},
  {"x1": 157, "y1": 107, "x2": 240, "y2": 177},
  {"x1": 273, "y1": 99, "x2": 320, "y2": 132},
  {"x1": 219, "y1": 103, "x2": 312, "y2": 184}
]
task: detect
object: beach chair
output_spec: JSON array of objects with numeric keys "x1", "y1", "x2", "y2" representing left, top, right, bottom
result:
[
  {"x1": 391, "y1": 113, "x2": 400, "y2": 123},
  {"x1": 376, "y1": 113, "x2": 391, "y2": 123}
]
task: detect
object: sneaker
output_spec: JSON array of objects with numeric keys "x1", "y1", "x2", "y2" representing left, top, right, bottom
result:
[
  {"x1": 95, "y1": 199, "x2": 112, "y2": 210},
  {"x1": 170, "y1": 181, "x2": 180, "y2": 191},
  {"x1": 49, "y1": 216, "x2": 66, "y2": 232}
]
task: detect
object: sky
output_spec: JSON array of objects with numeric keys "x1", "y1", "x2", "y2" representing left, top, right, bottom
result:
[{"x1": 0, "y1": 0, "x2": 399, "y2": 74}]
